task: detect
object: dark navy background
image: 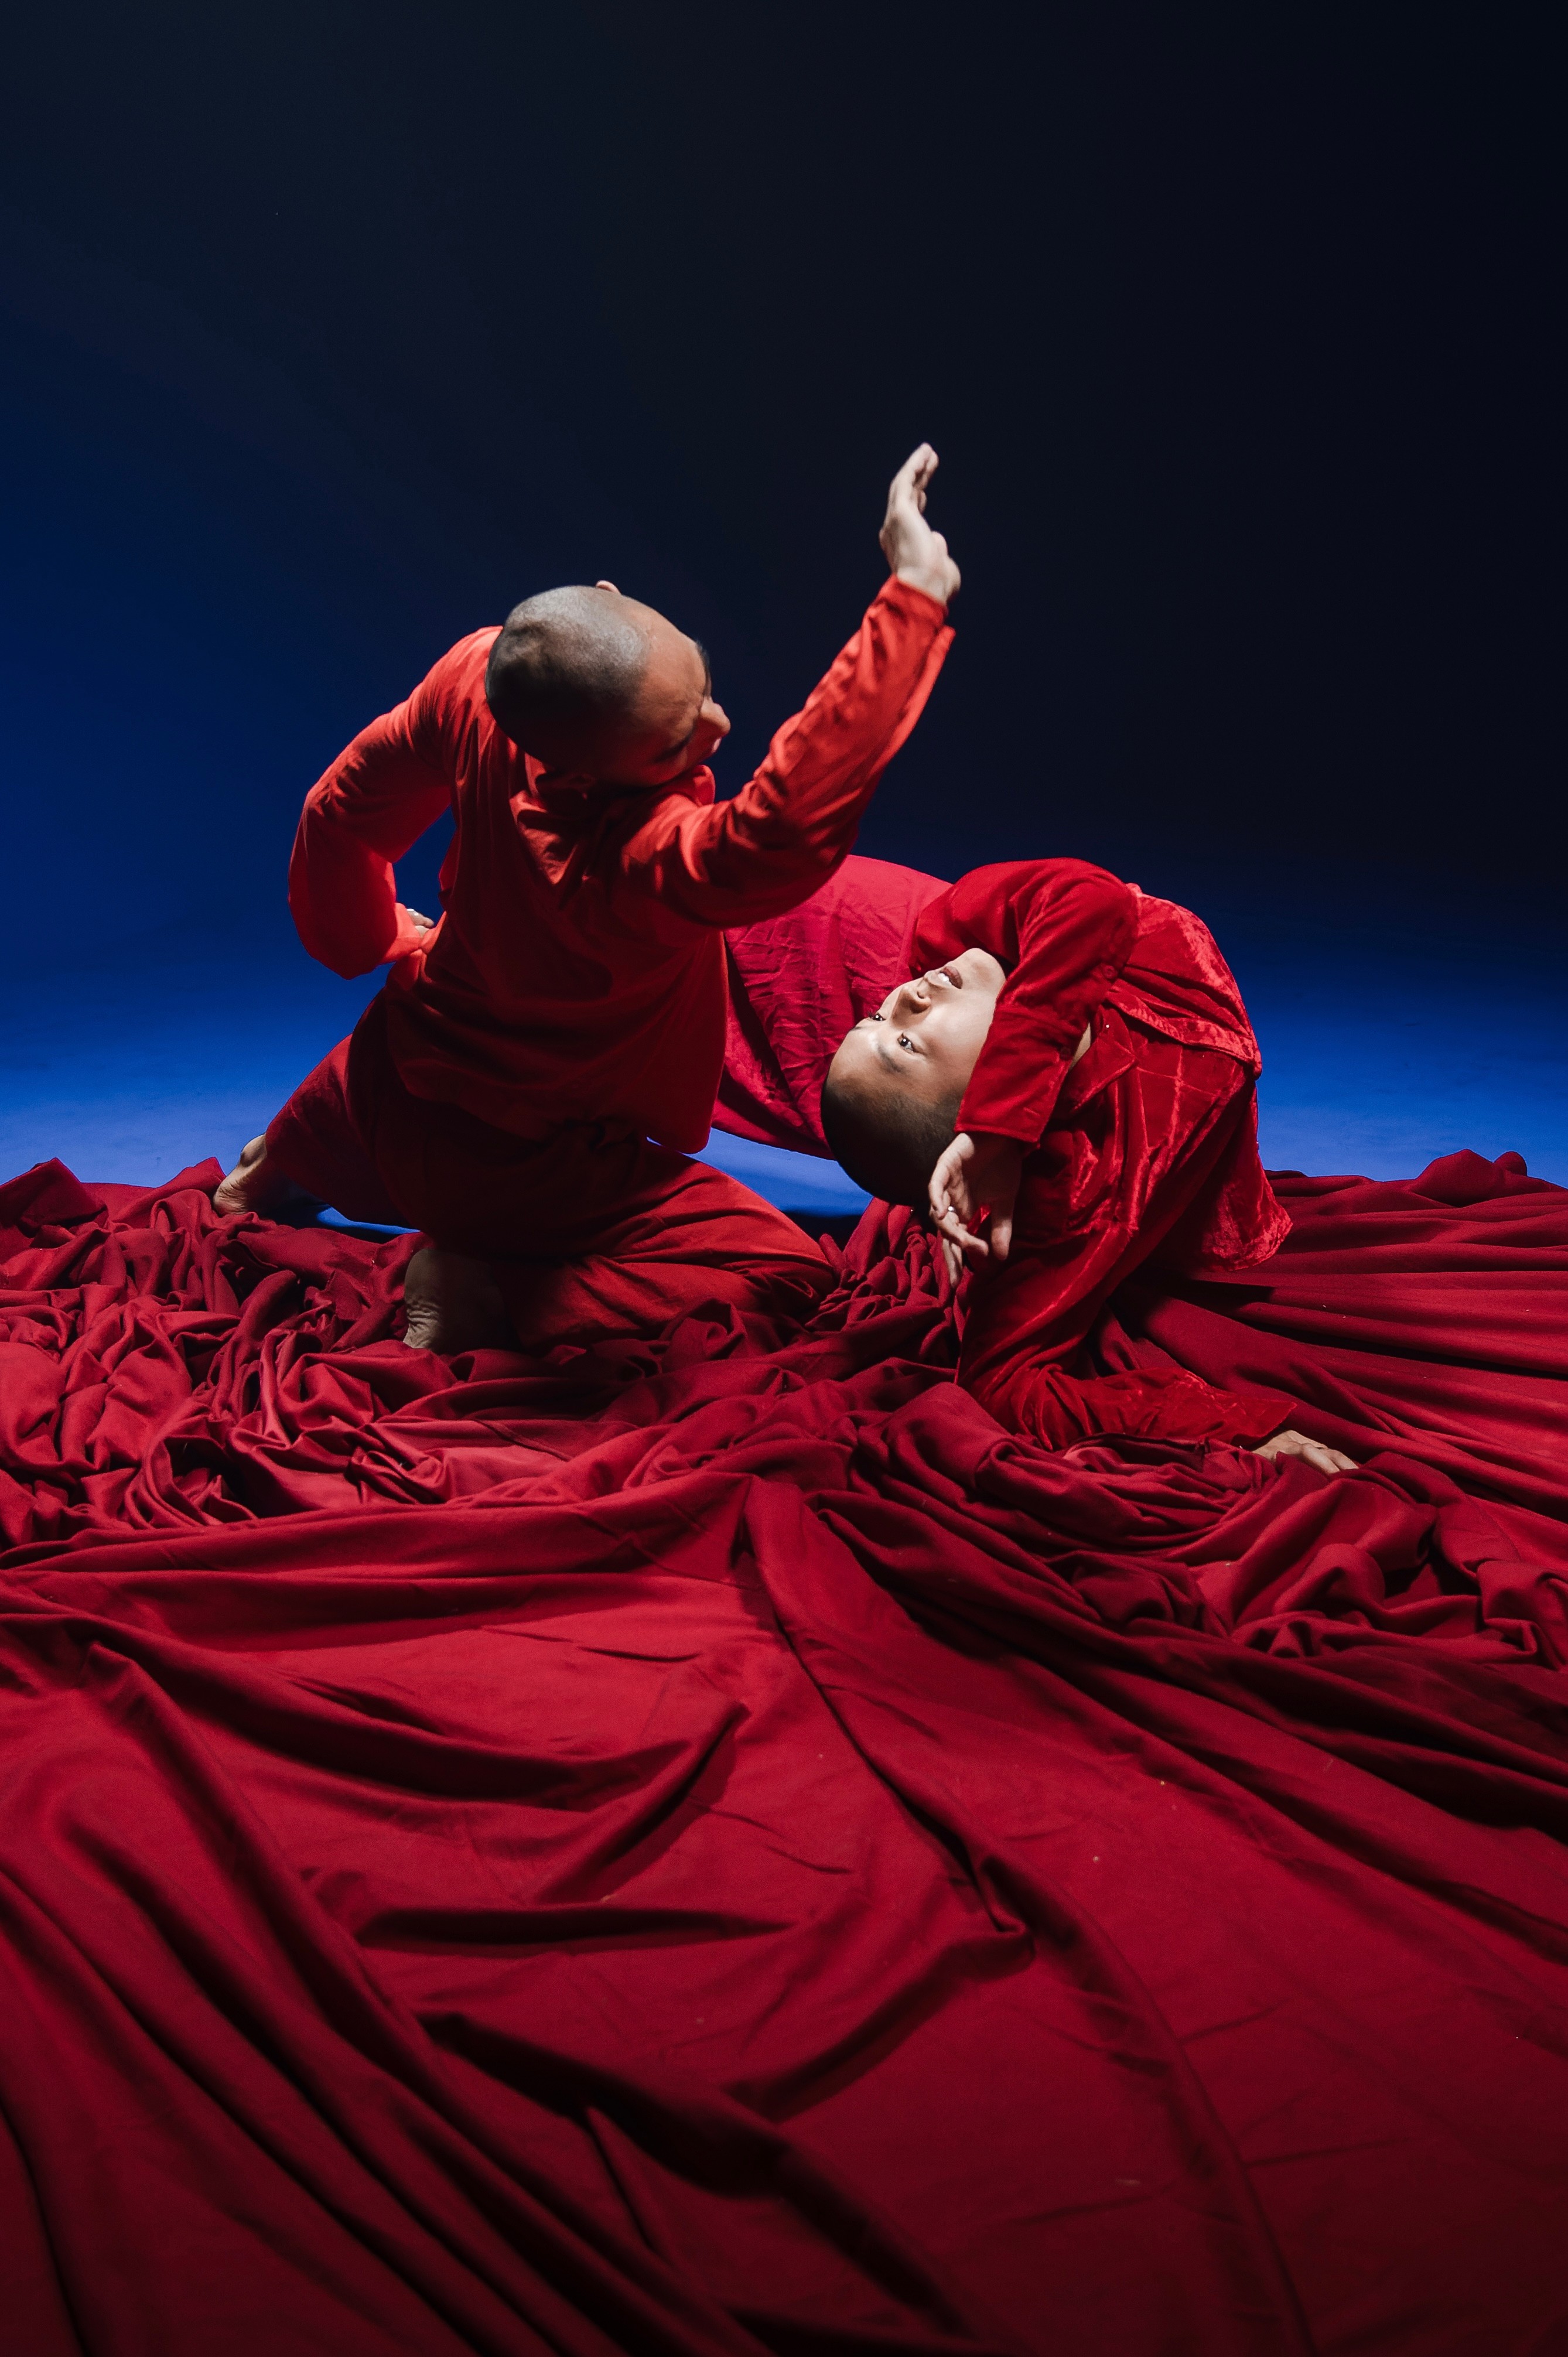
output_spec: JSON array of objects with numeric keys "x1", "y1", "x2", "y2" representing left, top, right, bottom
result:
[{"x1": 1, "y1": 6, "x2": 1562, "y2": 1211}]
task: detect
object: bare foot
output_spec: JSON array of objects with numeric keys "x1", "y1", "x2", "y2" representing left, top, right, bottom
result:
[
  {"x1": 402, "y1": 1245, "x2": 515, "y2": 1352},
  {"x1": 1254, "y1": 1428, "x2": 1358, "y2": 1475},
  {"x1": 214, "y1": 1135, "x2": 307, "y2": 1217}
]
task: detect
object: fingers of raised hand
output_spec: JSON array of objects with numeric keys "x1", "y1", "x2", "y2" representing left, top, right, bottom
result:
[
  {"x1": 894, "y1": 442, "x2": 937, "y2": 494},
  {"x1": 886, "y1": 446, "x2": 938, "y2": 529}
]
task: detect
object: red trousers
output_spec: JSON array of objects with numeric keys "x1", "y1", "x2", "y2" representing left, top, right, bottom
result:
[{"x1": 265, "y1": 995, "x2": 833, "y2": 1347}]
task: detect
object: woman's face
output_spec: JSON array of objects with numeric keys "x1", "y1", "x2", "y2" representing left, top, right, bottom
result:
[{"x1": 829, "y1": 947, "x2": 1007, "y2": 1104}]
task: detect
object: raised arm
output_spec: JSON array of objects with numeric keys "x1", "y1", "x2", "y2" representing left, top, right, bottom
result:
[
  {"x1": 288, "y1": 645, "x2": 475, "y2": 978},
  {"x1": 610, "y1": 448, "x2": 959, "y2": 928}
]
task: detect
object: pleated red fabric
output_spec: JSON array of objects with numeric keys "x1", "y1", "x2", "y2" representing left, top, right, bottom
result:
[{"x1": 2, "y1": 1146, "x2": 1568, "y2": 2353}]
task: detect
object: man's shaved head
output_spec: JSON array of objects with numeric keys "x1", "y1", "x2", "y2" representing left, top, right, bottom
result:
[
  {"x1": 485, "y1": 582, "x2": 732, "y2": 786},
  {"x1": 485, "y1": 586, "x2": 651, "y2": 769}
]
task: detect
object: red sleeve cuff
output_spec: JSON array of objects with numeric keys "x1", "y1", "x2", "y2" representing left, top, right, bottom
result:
[{"x1": 880, "y1": 572, "x2": 952, "y2": 625}]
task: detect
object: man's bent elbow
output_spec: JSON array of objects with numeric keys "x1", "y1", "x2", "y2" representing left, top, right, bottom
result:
[{"x1": 292, "y1": 919, "x2": 395, "y2": 981}]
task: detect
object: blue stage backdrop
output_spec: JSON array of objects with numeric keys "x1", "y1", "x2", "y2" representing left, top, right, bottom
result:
[{"x1": 1, "y1": 9, "x2": 1561, "y2": 1207}]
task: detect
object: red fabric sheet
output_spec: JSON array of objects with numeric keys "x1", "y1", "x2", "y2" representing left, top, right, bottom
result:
[{"x1": 4, "y1": 1149, "x2": 1568, "y2": 2352}]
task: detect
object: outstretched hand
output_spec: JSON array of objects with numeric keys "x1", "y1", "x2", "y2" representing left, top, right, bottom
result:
[
  {"x1": 1254, "y1": 1429, "x2": 1358, "y2": 1475},
  {"x1": 880, "y1": 445, "x2": 961, "y2": 607},
  {"x1": 929, "y1": 1130, "x2": 1024, "y2": 1286}
]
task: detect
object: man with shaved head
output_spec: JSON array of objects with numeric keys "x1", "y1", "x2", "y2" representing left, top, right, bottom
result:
[
  {"x1": 484, "y1": 585, "x2": 710, "y2": 778},
  {"x1": 217, "y1": 449, "x2": 958, "y2": 1350}
]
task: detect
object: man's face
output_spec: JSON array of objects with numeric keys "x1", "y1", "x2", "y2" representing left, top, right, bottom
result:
[
  {"x1": 828, "y1": 948, "x2": 1007, "y2": 1105},
  {"x1": 589, "y1": 587, "x2": 732, "y2": 787}
]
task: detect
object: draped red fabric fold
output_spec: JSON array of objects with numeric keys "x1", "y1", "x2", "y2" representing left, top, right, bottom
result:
[{"x1": 3, "y1": 1145, "x2": 1568, "y2": 2351}]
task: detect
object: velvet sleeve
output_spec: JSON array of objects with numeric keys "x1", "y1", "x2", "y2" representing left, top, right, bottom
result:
[
  {"x1": 973, "y1": 1357, "x2": 1298, "y2": 1453},
  {"x1": 949, "y1": 863, "x2": 1142, "y2": 1147},
  {"x1": 288, "y1": 643, "x2": 479, "y2": 978},
  {"x1": 608, "y1": 577, "x2": 953, "y2": 929}
]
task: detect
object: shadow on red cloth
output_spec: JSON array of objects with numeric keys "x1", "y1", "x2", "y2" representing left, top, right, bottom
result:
[{"x1": 2, "y1": 1145, "x2": 1567, "y2": 2355}]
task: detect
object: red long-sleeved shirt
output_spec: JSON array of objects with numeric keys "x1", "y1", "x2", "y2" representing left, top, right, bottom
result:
[{"x1": 289, "y1": 577, "x2": 952, "y2": 1153}]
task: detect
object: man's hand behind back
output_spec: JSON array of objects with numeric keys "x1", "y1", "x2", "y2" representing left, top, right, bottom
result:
[{"x1": 881, "y1": 445, "x2": 961, "y2": 607}]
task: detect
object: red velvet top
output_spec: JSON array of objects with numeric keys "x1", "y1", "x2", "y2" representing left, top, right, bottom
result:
[
  {"x1": 912, "y1": 859, "x2": 1269, "y2": 1141},
  {"x1": 911, "y1": 861, "x2": 1294, "y2": 1449},
  {"x1": 719, "y1": 854, "x2": 1294, "y2": 1450},
  {"x1": 289, "y1": 577, "x2": 952, "y2": 1153}
]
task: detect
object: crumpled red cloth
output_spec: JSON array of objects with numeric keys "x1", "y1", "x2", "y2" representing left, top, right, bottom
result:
[{"x1": 4, "y1": 1145, "x2": 1568, "y2": 2353}]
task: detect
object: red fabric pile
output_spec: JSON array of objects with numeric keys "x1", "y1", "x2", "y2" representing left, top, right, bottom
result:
[{"x1": 2, "y1": 1147, "x2": 1567, "y2": 2355}]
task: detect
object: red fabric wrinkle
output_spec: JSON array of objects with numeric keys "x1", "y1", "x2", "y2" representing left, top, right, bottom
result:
[{"x1": 0, "y1": 1150, "x2": 1567, "y2": 2348}]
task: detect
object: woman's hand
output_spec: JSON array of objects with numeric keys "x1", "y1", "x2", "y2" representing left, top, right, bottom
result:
[
  {"x1": 929, "y1": 1130, "x2": 1025, "y2": 1285},
  {"x1": 1254, "y1": 1428, "x2": 1357, "y2": 1475}
]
